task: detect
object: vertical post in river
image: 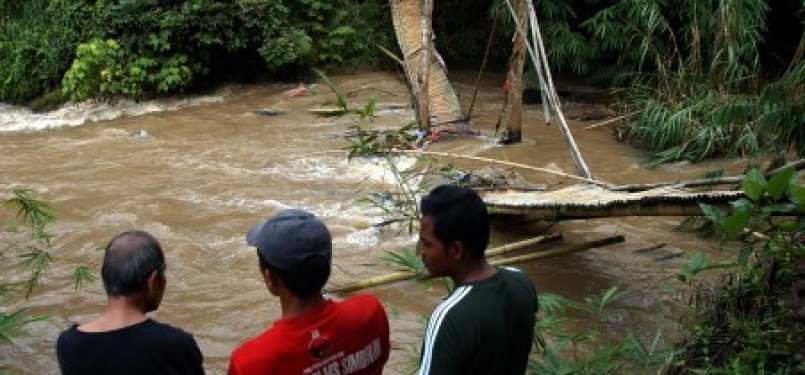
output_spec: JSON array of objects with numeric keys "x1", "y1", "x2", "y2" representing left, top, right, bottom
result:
[
  {"x1": 417, "y1": 0, "x2": 434, "y2": 130},
  {"x1": 497, "y1": 0, "x2": 528, "y2": 144}
]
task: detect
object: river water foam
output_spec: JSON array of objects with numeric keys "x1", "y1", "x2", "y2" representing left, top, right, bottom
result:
[{"x1": 0, "y1": 90, "x2": 228, "y2": 133}]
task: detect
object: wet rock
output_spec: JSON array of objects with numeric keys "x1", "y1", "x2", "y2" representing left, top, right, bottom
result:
[{"x1": 254, "y1": 109, "x2": 286, "y2": 117}]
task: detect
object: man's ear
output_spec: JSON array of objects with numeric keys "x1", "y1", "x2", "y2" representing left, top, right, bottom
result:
[
  {"x1": 261, "y1": 267, "x2": 272, "y2": 285},
  {"x1": 447, "y1": 240, "x2": 465, "y2": 261},
  {"x1": 262, "y1": 268, "x2": 282, "y2": 291},
  {"x1": 146, "y1": 270, "x2": 160, "y2": 291}
]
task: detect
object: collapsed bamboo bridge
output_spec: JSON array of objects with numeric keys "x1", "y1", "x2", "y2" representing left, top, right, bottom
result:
[
  {"x1": 404, "y1": 151, "x2": 804, "y2": 221},
  {"x1": 481, "y1": 184, "x2": 744, "y2": 219},
  {"x1": 326, "y1": 159, "x2": 802, "y2": 294}
]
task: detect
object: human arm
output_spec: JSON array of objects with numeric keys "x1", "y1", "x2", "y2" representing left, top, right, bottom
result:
[
  {"x1": 187, "y1": 335, "x2": 206, "y2": 375},
  {"x1": 417, "y1": 317, "x2": 466, "y2": 375}
]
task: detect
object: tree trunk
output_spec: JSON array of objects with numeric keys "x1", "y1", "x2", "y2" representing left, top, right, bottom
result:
[
  {"x1": 417, "y1": 0, "x2": 433, "y2": 130},
  {"x1": 497, "y1": 0, "x2": 528, "y2": 144},
  {"x1": 389, "y1": 0, "x2": 464, "y2": 128}
]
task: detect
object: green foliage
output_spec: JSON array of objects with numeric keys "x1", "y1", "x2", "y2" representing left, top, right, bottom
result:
[
  {"x1": 669, "y1": 168, "x2": 804, "y2": 373},
  {"x1": 62, "y1": 38, "x2": 195, "y2": 101},
  {"x1": 312, "y1": 69, "x2": 419, "y2": 158},
  {"x1": 530, "y1": 287, "x2": 673, "y2": 374},
  {"x1": 0, "y1": 0, "x2": 92, "y2": 103},
  {"x1": 1, "y1": 187, "x2": 93, "y2": 345},
  {"x1": 381, "y1": 247, "x2": 426, "y2": 275},
  {"x1": 294, "y1": 0, "x2": 356, "y2": 65},
  {"x1": 496, "y1": 0, "x2": 802, "y2": 163},
  {"x1": 604, "y1": 0, "x2": 801, "y2": 163},
  {"x1": 72, "y1": 265, "x2": 96, "y2": 291},
  {"x1": 2, "y1": 0, "x2": 392, "y2": 103},
  {"x1": 1, "y1": 188, "x2": 54, "y2": 344},
  {"x1": 625, "y1": 65, "x2": 804, "y2": 165},
  {"x1": 0, "y1": 308, "x2": 46, "y2": 345}
]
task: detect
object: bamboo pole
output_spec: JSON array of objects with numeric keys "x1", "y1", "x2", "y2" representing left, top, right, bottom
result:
[
  {"x1": 326, "y1": 234, "x2": 622, "y2": 294},
  {"x1": 489, "y1": 235, "x2": 624, "y2": 267},
  {"x1": 501, "y1": 0, "x2": 595, "y2": 179},
  {"x1": 487, "y1": 202, "x2": 735, "y2": 218},
  {"x1": 394, "y1": 149, "x2": 613, "y2": 188},
  {"x1": 583, "y1": 111, "x2": 640, "y2": 130},
  {"x1": 465, "y1": 17, "x2": 498, "y2": 121},
  {"x1": 610, "y1": 159, "x2": 805, "y2": 192},
  {"x1": 327, "y1": 269, "x2": 419, "y2": 295},
  {"x1": 486, "y1": 233, "x2": 563, "y2": 258},
  {"x1": 327, "y1": 234, "x2": 559, "y2": 294}
]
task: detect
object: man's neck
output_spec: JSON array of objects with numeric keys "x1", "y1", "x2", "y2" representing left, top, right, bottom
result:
[
  {"x1": 79, "y1": 297, "x2": 148, "y2": 333},
  {"x1": 451, "y1": 259, "x2": 497, "y2": 286},
  {"x1": 279, "y1": 293, "x2": 326, "y2": 319}
]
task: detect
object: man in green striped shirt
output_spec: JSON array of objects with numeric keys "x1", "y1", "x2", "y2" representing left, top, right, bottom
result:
[{"x1": 416, "y1": 185, "x2": 538, "y2": 375}]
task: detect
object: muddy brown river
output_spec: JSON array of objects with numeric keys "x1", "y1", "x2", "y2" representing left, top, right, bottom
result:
[{"x1": 0, "y1": 71, "x2": 748, "y2": 374}]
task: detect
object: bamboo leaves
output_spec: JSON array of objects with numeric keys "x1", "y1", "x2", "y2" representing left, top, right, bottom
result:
[
  {"x1": 0, "y1": 308, "x2": 46, "y2": 345},
  {"x1": 4, "y1": 188, "x2": 55, "y2": 240},
  {"x1": 1, "y1": 187, "x2": 95, "y2": 346},
  {"x1": 531, "y1": 287, "x2": 672, "y2": 374}
]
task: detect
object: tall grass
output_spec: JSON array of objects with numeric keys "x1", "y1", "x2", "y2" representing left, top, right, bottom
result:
[
  {"x1": 594, "y1": 0, "x2": 803, "y2": 164},
  {"x1": 626, "y1": 61, "x2": 804, "y2": 165}
]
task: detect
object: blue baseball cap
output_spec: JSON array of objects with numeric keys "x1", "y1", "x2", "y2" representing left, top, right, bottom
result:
[{"x1": 246, "y1": 209, "x2": 332, "y2": 273}]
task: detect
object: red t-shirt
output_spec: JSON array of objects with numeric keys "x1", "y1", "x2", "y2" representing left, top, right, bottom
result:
[{"x1": 228, "y1": 294, "x2": 390, "y2": 375}]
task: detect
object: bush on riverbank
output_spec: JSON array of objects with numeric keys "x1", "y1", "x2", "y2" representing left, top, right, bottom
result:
[
  {"x1": 0, "y1": 0, "x2": 87, "y2": 104},
  {"x1": 523, "y1": 167, "x2": 804, "y2": 374},
  {"x1": 0, "y1": 0, "x2": 394, "y2": 105},
  {"x1": 667, "y1": 167, "x2": 804, "y2": 373}
]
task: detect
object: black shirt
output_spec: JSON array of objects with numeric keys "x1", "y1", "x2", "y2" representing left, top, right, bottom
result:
[
  {"x1": 56, "y1": 318, "x2": 205, "y2": 375},
  {"x1": 418, "y1": 267, "x2": 538, "y2": 375}
]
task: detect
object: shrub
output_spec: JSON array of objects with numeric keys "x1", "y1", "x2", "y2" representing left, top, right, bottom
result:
[
  {"x1": 670, "y1": 167, "x2": 804, "y2": 373},
  {"x1": 0, "y1": 0, "x2": 91, "y2": 104}
]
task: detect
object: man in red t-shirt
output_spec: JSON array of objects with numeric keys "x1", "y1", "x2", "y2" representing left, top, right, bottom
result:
[{"x1": 228, "y1": 209, "x2": 390, "y2": 375}]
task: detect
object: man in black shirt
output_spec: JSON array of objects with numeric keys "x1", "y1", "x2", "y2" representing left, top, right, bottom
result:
[
  {"x1": 56, "y1": 230, "x2": 204, "y2": 375},
  {"x1": 416, "y1": 185, "x2": 538, "y2": 375}
]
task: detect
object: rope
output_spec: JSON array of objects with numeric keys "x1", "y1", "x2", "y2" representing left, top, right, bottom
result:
[{"x1": 465, "y1": 17, "x2": 499, "y2": 122}]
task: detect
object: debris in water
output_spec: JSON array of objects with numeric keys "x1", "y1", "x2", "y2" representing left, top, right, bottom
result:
[
  {"x1": 254, "y1": 109, "x2": 286, "y2": 117},
  {"x1": 284, "y1": 84, "x2": 309, "y2": 98}
]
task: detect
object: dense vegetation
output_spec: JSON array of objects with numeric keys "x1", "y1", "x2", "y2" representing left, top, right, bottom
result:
[
  {"x1": 504, "y1": 0, "x2": 804, "y2": 164},
  {"x1": 0, "y1": 0, "x2": 393, "y2": 104},
  {"x1": 668, "y1": 167, "x2": 804, "y2": 374},
  {"x1": 3, "y1": 0, "x2": 799, "y2": 162}
]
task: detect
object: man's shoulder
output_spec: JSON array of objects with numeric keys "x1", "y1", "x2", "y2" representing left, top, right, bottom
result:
[
  {"x1": 499, "y1": 267, "x2": 536, "y2": 290},
  {"x1": 56, "y1": 324, "x2": 81, "y2": 346},
  {"x1": 138, "y1": 319, "x2": 199, "y2": 347},
  {"x1": 338, "y1": 294, "x2": 386, "y2": 316},
  {"x1": 230, "y1": 329, "x2": 285, "y2": 369},
  {"x1": 341, "y1": 293, "x2": 382, "y2": 308},
  {"x1": 334, "y1": 294, "x2": 389, "y2": 330},
  {"x1": 146, "y1": 319, "x2": 193, "y2": 335}
]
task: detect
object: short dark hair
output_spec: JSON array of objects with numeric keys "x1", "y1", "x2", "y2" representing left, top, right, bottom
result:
[
  {"x1": 258, "y1": 252, "x2": 330, "y2": 298},
  {"x1": 420, "y1": 184, "x2": 490, "y2": 259},
  {"x1": 101, "y1": 230, "x2": 165, "y2": 296}
]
